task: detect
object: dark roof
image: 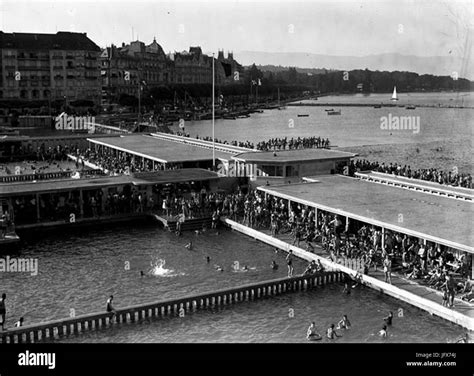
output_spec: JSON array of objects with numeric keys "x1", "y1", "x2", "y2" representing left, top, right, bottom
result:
[
  {"x1": 233, "y1": 149, "x2": 357, "y2": 164},
  {"x1": 0, "y1": 31, "x2": 101, "y2": 51},
  {"x1": 132, "y1": 168, "x2": 219, "y2": 183},
  {"x1": 0, "y1": 175, "x2": 136, "y2": 196},
  {"x1": 0, "y1": 169, "x2": 219, "y2": 196}
]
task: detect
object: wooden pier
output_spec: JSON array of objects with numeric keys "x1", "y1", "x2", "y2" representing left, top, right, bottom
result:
[
  {"x1": 223, "y1": 218, "x2": 474, "y2": 331},
  {"x1": 0, "y1": 271, "x2": 342, "y2": 344}
]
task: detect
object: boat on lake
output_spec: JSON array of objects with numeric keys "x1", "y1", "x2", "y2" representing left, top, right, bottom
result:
[{"x1": 391, "y1": 86, "x2": 399, "y2": 101}]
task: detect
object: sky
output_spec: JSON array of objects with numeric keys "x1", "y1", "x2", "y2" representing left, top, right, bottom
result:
[{"x1": 0, "y1": 0, "x2": 472, "y2": 58}]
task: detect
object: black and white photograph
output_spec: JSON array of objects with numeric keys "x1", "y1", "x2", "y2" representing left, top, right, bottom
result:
[{"x1": 0, "y1": 0, "x2": 473, "y2": 371}]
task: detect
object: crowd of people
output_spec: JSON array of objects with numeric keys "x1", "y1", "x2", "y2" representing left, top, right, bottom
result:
[
  {"x1": 75, "y1": 148, "x2": 182, "y2": 175},
  {"x1": 199, "y1": 188, "x2": 472, "y2": 308},
  {"x1": 349, "y1": 159, "x2": 472, "y2": 188},
  {"x1": 254, "y1": 136, "x2": 331, "y2": 151},
  {"x1": 172, "y1": 131, "x2": 331, "y2": 151},
  {"x1": 306, "y1": 311, "x2": 394, "y2": 341}
]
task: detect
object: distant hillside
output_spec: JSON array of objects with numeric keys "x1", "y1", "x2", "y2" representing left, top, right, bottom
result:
[
  {"x1": 254, "y1": 65, "x2": 333, "y2": 75},
  {"x1": 235, "y1": 51, "x2": 473, "y2": 80}
]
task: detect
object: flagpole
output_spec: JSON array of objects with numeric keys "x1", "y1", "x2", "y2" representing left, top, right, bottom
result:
[{"x1": 212, "y1": 53, "x2": 215, "y2": 169}]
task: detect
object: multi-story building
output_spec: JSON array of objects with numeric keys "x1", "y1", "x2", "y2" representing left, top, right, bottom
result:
[
  {"x1": 0, "y1": 31, "x2": 101, "y2": 105},
  {"x1": 101, "y1": 39, "x2": 245, "y2": 103},
  {"x1": 216, "y1": 50, "x2": 243, "y2": 85},
  {"x1": 101, "y1": 38, "x2": 172, "y2": 104},
  {"x1": 170, "y1": 47, "x2": 243, "y2": 85},
  {"x1": 171, "y1": 47, "x2": 213, "y2": 85}
]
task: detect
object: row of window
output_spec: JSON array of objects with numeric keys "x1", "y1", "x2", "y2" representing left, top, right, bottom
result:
[
  {"x1": 0, "y1": 89, "x2": 99, "y2": 99},
  {"x1": 3, "y1": 73, "x2": 98, "y2": 80},
  {"x1": 3, "y1": 51, "x2": 98, "y2": 59}
]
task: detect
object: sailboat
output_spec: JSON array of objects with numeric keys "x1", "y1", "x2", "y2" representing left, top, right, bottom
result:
[{"x1": 391, "y1": 86, "x2": 399, "y2": 101}]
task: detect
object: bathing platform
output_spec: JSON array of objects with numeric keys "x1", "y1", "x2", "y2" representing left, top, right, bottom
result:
[{"x1": 222, "y1": 218, "x2": 474, "y2": 331}]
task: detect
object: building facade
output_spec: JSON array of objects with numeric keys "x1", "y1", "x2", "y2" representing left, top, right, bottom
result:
[
  {"x1": 0, "y1": 32, "x2": 245, "y2": 107},
  {"x1": 101, "y1": 39, "x2": 244, "y2": 103},
  {"x1": 101, "y1": 39, "x2": 172, "y2": 103},
  {"x1": 0, "y1": 31, "x2": 101, "y2": 105}
]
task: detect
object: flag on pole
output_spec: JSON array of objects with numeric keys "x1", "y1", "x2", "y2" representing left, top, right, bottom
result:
[{"x1": 221, "y1": 62, "x2": 232, "y2": 77}]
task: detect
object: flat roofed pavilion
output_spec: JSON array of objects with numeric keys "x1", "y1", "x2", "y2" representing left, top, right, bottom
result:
[
  {"x1": 233, "y1": 148, "x2": 357, "y2": 164},
  {"x1": 87, "y1": 134, "x2": 235, "y2": 164},
  {"x1": 0, "y1": 168, "x2": 219, "y2": 197},
  {"x1": 232, "y1": 149, "x2": 357, "y2": 179},
  {"x1": 258, "y1": 175, "x2": 474, "y2": 254}
]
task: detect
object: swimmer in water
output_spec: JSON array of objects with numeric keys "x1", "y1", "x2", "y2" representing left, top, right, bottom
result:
[
  {"x1": 455, "y1": 333, "x2": 468, "y2": 343},
  {"x1": 352, "y1": 273, "x2": 363, "y2": 288},
  {"x1": 242, "y1": 265, "x2": 249, "y2": 271},
  {"x1": 185, "y1": 241, "x2": 193, "y2": 250},
  {"x1": 379, "y1": 324, "x2": 388, "y2": 338},
  {"x1": 206, "y1": 256, "x2": 211, "y2": 263},
  {"x1": 343, "y1": 278, "x2": 352, "y2": 295},
  {"x1": 271, "y1": 260, "x2": 279, "y2": 270},
  {"x1": 326, "y1": 324, "x2": 341, "y2": 339},
  {"x1": 195, "y1": 230, "x2": 201, "y2": 235},
  {"x1": 140, "y1": 270, "x2": 145, "y2": 277},
  {"x1": 214, "y1": 265, "x2": 224, "y2": 272},
  {"x1": 337, "y1": 315, "x2": 351, "y2": 329},
  {"x1": 306, "y1": 322, "x2": 321, "y2": 340},
  {"x1": 383, "y1": 311, "x2": 393, "y2": 326},
  {"x1": 14, "y1": 317, "x2": 24, "y2": 328}
]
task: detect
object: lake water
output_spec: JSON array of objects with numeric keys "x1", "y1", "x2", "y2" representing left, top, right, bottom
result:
[
  {"x1": 2, "y1": 92, "x2": 471, "y2": 343},
  {"x1": 171, "y1": 93, "x2": 473, "y2": 149},
  {"x1": 0, "y1": 223, "x2": 465, "y2": 343}
]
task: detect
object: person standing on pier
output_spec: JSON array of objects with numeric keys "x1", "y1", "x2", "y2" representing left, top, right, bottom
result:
[
  {"x1": 383, "y1": 255, "x2": 392, "y2": 284},
  {"x1": 441, "y1": 274, "x2": 456, "y2": 308},
  {"x1": 0, "y1": 293, "x2": 6, "y2": 331},
  {"x1": 286, "y1": 250, "x2": 294, "y2": 277},
  {"x1": 106, "y1": 295, "x2": 117, "y2": 323}
]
